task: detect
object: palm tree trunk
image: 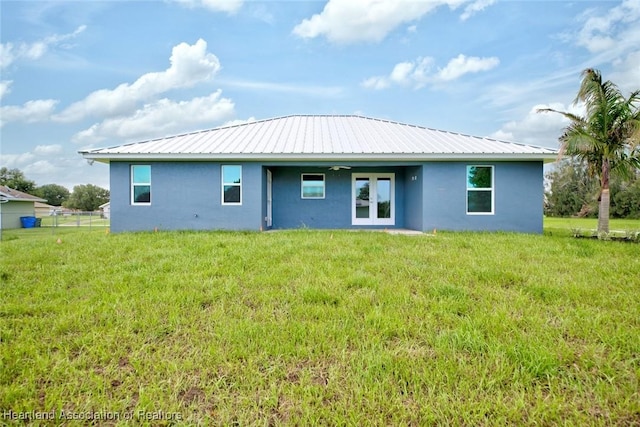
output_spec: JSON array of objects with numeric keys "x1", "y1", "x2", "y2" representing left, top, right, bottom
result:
[
  {"x1": 597, "y1": 158, "x2": 610, "y2": 235},
  {"x1": 598, "y1": 188, "x2": 610, "y2": 234}
]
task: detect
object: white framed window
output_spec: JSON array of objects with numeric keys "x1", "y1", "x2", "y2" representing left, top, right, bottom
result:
[
  {"x1": 466, "y1": 165, "x2": 494, "y2": 215},
  {"x1": 222, "y1": 165, "x2": 242, "y2": 205},
  {"x1": 131, "y1": 165, "x2": 151, "y2": 205},
  {"x1": 301, "y1": 174, "x2": 325, "y2": 199}
]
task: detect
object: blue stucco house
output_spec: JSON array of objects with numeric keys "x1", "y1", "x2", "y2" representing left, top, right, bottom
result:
[{"x1": 80, "y1": 115, "x2": 557, "y2": 233}]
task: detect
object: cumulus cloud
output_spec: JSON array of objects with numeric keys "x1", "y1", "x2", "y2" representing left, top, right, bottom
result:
[
  {"x1": 72, "y1": 90, "x2": 235, "y2": 144},
  {"x1": 0, "y1": 99, "x2": 59, "y2": 127},
  {"x1": 362, "y1": 54, "x2": 498, "y2": 90},
  {"x1": 436, "y1": 54, "x2": 499, "y2": 81},
  {"x1": 610, "y1": 50, "x2": 640, "y2": 94},
  {"x1": 491, "y1": 103, "x2": 585, "y2": 148},
  {"x1": 34, "y1": 144, "x2": 64, "y2": 155},
  {"x1": 23, "y1": 160, "x2": 60, "y2": 176},
  {"x1": 0, "y1": 25, "x2": 86, "y2": 69},
  {"x1": 221, "y1": 117, "x2": 257, "y2": 128},
  {"x1": 574, "y1": 0, "x2": 640, "y2": 53},
  {"x1": 293, "y1": 0, "x2": 494, "y2": 44},
  {"x1": 0, "y1": 152, "x2": 37, "y2": 168},
  {"x1": 54, "y1": 39, "x2": 221, "y2": 122},
  {"x1": 171, "y1": 0, "x2": 243, "y2": 14}
]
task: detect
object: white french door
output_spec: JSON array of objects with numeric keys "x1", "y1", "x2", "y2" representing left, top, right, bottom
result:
[{"x1": 352, "y1": 173, "x2": 395, "y2": 225}]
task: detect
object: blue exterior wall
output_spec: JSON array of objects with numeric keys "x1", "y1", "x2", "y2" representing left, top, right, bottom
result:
[
  {"x1": 110, "y1": 162, "x2": 263, "y2": 232},
  {"x1": 109, "y1": 160, "x2": 543, "y2": 233},
  {"x1": 270, "y1": 166, "x2": 406, "y2": 229},
  {"x1": 421, "y1": 161, "x2": 544, "y2": 233},
  {"x1": 404, "y1": 166, "x2": 423, "y2": 231}
]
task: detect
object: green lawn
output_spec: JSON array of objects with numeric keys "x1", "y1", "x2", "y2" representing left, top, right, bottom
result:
[
  {"x1": 1, "y1": 225, "x2": 639, "y2": 425},
  {"x1": 544, "y1": 217, "x2": 640, "y2": 233}
]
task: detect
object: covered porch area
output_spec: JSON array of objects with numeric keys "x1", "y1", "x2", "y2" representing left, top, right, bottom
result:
[{"x1": 264, "y1": 164, "x2": 424, "y2": 231}]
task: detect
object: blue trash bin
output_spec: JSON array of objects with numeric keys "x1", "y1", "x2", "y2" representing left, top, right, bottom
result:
[{"x1": 20, "y1": 216, "x2": 37, "y2": 228}]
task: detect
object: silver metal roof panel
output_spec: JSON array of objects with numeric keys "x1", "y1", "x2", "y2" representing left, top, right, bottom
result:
[{"x1": 80, "y1": 115, "x2": 558, "y2": 162}]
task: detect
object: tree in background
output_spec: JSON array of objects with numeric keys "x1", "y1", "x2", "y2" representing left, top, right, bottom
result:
[
  {"x1": 611, "y1": 170, "x2": 640, "y2": 219},
  {"x1": 34, "y1": 184, "x2": 70, "y2": 206},
  {"x1": 539, "y1": 68, "x2": 640, "y2": 234},
  {"x1": 0, "y1": 167, "x2": 36, "y2": 193},
  {"x1": 545, "y1": 159, "x2": 598, "y2": 217},
  {"x1": 65, "y1": 184, "x2": 109, "y2": 212},
  {"x1": 546, "y1": 159, "x2": 640, "y2": 219}
]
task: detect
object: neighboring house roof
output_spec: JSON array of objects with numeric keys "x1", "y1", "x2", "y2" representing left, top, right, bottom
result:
[
  {"x1": 99, "y1": 202, "x2": 110, "y2": 208},
  {"x1": 80, "y1": 115, "x2": 558, "y2": 163},
  {"x1": 35, "y1": 201, "x2": 56, "y2": 209},
  {"x1": 0, "y1": 185, "x2": 46, "y2": 202}
]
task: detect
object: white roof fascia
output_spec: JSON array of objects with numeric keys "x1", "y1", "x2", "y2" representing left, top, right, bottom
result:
[{"x1": 82, "y1": 152, "x2": 559, "y2": 163}]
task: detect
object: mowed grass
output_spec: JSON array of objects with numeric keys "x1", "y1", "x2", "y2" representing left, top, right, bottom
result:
[
  {"x1": 545, "y1": 217, "x2": 640, "y2": 235},
  {"x1": 1, "y1": 224, "x2": 639, "y2": 425}
]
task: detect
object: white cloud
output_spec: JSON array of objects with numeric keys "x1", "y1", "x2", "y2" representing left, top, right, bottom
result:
[
  {"x1": 23, "y1": 160, "x2": 60, "y2": 176},
  {"x1": 574, "y1": 0, "x2": 640, "y2": 53},
  {"x1": 362, "y1": 54, "x2": 497, "y2": 90},
  {"x1": 491, "y1": 103, "x2": 585, "y2": 148},
  {"x1": 171, "y1": 0, "x2": 243, "y2": 14},
  {"x1": 54, "y1": 39, "x2": 221, "y2": 122},
  {"x1": 0, "y1": 80, "x2": 11, "y2": 99},
  {"x1": 34, "y1": 144, "x2": 64, "y2": 155},
  {"x1": 72, "y1": 90, "x2": 235, "y2": 144},
  {"x1": 460, "y1": 0, "x2": 495, "y2": 21},
  {"x1": 0, "y1": 99, "x2": 58, "y2": 127},
  {"x1": 293, "y1": 0, "x2": 475, "y2": 44},
  {"x1": 435, "y1": 54, "x2": 499, "y2": 82},
  {"x1": 0, "y1": 152, "x2": 37, "y2": 168},
  {"x1": 361, "y1": 76, "x2": 390, "y2": 90},
  {"x1": 610, "y1": 50, "x2": 640, "y2": 94},
  {"x1": 0, "y1": 25, "x2": 86, "y2": 69},
  {"x1": 221, "y1": 117, "x2": 257, "y2": 127}
]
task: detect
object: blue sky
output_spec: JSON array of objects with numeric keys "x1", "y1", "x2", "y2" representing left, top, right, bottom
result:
[{"x1": 1, "y1": 0, "x2": 639, "y2": 190}]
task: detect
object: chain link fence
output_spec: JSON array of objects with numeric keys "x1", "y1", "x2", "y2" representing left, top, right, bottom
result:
[
  {"x1": 42, "y1": 211, "x2": 110, "y2": 228},
  {"x1": 1, "y1": 211, "x2": 110, "y2": 229}
]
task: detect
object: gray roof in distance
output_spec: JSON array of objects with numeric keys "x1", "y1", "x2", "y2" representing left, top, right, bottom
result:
[
  {"x1": 0, "y1": 185, "x2": 46, "y2": 202},
  {"x1": 80, "y1": 115, "x2": 558, "y2": 163}
]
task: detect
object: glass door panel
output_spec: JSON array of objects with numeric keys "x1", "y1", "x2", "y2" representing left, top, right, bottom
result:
[
  {"x1": 377, "y1": 178, "x2": 391, "y2": 219},
  {"x1": 355, "y1": 178, "x2": 370, "y2": 219}
]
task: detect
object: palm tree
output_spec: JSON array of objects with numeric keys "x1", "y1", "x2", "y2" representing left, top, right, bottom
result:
[{"x1": 539, "y1": 68, "x2": 640, "y2": 235}]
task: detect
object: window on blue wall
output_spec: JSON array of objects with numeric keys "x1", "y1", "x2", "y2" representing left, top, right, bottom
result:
[
  {"x1": 222, "y1": 165, "x2": 242, "y2": 205},
  {"x1": 466, "y1": 165, "x2": 494, "y2": 214},
  {"x1": 131, "y1": 165, "x2": 151, "y2": 205},
  {"x1": 301, "y1": 174, "x2": 325, "y2": 199}
]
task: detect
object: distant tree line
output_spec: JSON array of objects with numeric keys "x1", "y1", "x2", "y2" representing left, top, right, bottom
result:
[
  {"x1": 0, "y1": 167, "x2": 109, "y2": 212},
  {"x1": 545, "y1": 159, "x2": 640, "y2": 219}
]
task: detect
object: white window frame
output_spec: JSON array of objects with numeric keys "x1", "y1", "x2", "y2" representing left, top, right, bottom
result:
[
  {"x1": 131, "y1": 165, "x2": 151, "y2": 206},
  {"x1": 221, "y1": 165, "x2": 242, "y2": 205},
  {"x1": 466, "y1": 165, "x2": 494, "y2": 215},
  {"x1": 351, "y1": 173, "x2": 395, "y2": 225},
  {"x1": 301, "y1": 173, "x2": 326, "y2": 199}
]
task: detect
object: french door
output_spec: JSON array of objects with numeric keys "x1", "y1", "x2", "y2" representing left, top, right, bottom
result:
[{"x1": 352, "y1": 173, "x2": 395, "y2": 225}]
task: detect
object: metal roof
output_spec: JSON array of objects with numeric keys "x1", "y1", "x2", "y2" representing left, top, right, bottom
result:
[{"x1": 80, "y1": 115, "x2": 558, "y2": 163}]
